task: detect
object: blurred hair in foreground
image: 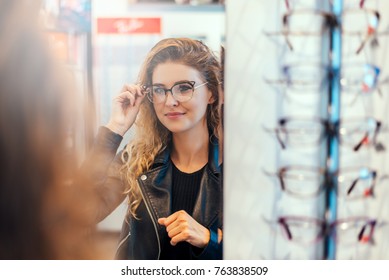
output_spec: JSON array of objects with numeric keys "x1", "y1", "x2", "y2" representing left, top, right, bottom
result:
[{"x1": 0, "y1": 0, "x2": 102, "y2": 259}]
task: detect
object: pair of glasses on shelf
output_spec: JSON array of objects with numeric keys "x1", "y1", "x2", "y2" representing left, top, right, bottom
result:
[
  {"x1": 263, "y1": 165, "x2": 388, "y2": 199},
  {"x1": 264, "y1": 6, "x2": 381, "y2": 56},
  {"x1": 284, "y1": 0, "x2": 367, "y2": 11},
  {"x1": 263, "y1": 215, "x2": 386, "y2": 245},
  {"x1": 264, "y1": 63, "x2": 387, "y2": 104},
  {"x1": 263, "y1": 116, "x2": 385, "y2": 152}
]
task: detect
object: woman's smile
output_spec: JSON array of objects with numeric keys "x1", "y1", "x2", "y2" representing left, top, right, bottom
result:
[{"x1": 165, "y1": 111, "x2": 186, "y2": 119}]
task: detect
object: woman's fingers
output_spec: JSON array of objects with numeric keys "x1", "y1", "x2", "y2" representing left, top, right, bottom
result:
[
  {"x1": 158, "y1": 210, "x2": 209, "y2": 247},
  {"x1": 170, "y1": 231, "x2": 190, "y2": 246},
  {"x1": 116, "y1": 91, "x2": 135, "y2": 106},
  {"x1": 117, "y1": 84, "x2": 145, "y2": 107},
  {"x1": 106, "y1": 84, "x2": 146, "y2": 136},
  {"x1": 162, "y1": 219, "x2": 189, "y2": 246}
]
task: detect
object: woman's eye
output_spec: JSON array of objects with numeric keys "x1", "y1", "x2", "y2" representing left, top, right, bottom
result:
[
  {"x1": 153, "y1": 87, "x2": 165, "y2": 95},
  {"x1": 177, "y1": 84, "x2": 192, "y2": 93}
]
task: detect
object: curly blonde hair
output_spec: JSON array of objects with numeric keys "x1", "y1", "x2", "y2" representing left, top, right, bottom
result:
[{"x1": 121, "y1": 38, "x2": 223, "y2": 217}]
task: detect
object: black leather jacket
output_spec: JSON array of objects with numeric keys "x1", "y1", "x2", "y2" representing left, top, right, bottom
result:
[{"x1": 84, "y1": 127, "x2": 223, "y2": 260}]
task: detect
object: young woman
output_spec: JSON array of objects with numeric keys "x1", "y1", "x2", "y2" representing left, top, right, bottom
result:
[{"x1": 83, "y1": 38, "x2": 223, "y2": 259}]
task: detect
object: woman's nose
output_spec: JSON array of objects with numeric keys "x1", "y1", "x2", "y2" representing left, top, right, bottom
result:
[{"x1": 164, "y1": 91, "x2": 178, "y2": 106}]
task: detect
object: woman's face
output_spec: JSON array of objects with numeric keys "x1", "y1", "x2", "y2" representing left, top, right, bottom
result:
[{"x1": 151, "y1": 62, "x2": 213, "y2": 135}]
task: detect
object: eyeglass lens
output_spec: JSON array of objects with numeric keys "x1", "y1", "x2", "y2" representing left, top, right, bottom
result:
[{"x1": 150, "y1": 82, "x2": 194, "y2": 103}]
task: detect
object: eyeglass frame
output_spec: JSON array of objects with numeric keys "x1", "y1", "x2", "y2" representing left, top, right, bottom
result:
[
  {"x1": 264, "y1": 7, "x2": 380, "y2": 55},
  {"x1": 264, "y1": 216, "x2": 376, "y2": 244},
  {"x1": 263, "y1": 116, "x2": 384, "y2": 152},
  {"x1": 264, "y1": 62, "x2": 387, "y2": 104},
  {"x1": 265, "y1": 62, "x2": 383, "y2": 91},
  {"x1": 264, "y1": 215, "x2": 379, "y2": 245},
  {"x1": 263, "y1": 165, "x2": 388, "y2": 199},
  {"x1": 284, "y1": 0, "x2": 366, "y2": 11},
  {"x1": 145, "y1": 80, "x2": 208, "y2": 104}
]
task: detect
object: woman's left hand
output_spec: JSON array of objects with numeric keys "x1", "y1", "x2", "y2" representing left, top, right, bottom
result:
[{"x1": 158, "y1": 210, "x2": 210, "y2": 248}]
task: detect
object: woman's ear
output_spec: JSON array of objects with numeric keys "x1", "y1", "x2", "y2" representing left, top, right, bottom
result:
[{"x1": 208, "y1": 89, "x2": 216, "y2": 104}]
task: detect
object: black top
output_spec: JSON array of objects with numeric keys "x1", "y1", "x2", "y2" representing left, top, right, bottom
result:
[{"x1": 160, "y1": 161, "x2": 206, "y2": 260}]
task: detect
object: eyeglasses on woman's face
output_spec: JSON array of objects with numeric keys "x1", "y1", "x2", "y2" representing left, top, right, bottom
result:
[{"x1": 145, "y1": 80, "x2": 208, "y2": 104}]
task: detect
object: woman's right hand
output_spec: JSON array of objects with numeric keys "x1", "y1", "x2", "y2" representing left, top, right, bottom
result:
[{"x1": 106, "y1": 84, "x2": 146, "y2": 136}]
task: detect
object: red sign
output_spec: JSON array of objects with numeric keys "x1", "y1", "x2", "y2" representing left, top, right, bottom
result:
[{"x1": 97, "y1": 18, "x2": 161, "y2": 34}]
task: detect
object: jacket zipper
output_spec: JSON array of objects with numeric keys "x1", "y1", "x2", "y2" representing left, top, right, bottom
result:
[
  {"x1": 138, "y1": 179, "x2": 161, "y2": 259},
  {"x1": 116, "y1": 231, "x2": 131, "y2": 253}
]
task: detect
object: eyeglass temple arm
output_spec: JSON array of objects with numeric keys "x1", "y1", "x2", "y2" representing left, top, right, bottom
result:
[
  {"x1": 280, "y1": 219, "x2": 293, "y2": 240},
  {"x1": 372, "y1": 121, "x2": 385, "y2": 151},
  {"x1": 356, "y1": 40, "x2": 367, "y2": 55},
  {"x1": 262, "y1": 168, "x2": 288, "y2": 193},
  {"x1": 275, "y1": 128, "x2": 286, "y2": 149},
  {"x1": 369, "y1": 171, "x2": 377, "y2": 198},
  {"x1": 344, "y1": 177, "x2": 374, "y2": 198},
  {"x1": 373, "y1": 121, "x2": 381, "y2": 144},
  {"x1": 355, "y1": 11, "x2": 380, "y2": 55},
  {"x1": 353, "y1": 128, "x2": 383, "y2": 152},
  {"x1": 346, "y1": 178, "x2": 358, "y2": 196},
  {"x1": 358, "y1": 220, "x2": 376, "y2": 245},
  {"x1": 282, "y1": 14, "x2": 294, "y2": 51},
  {"x1": 353, "y1": 132, "x2": 367, "y2": 151},
  {"x1": 262, "y1": 125, "x2": 286, "y2": 149},
  {"x1": 377, "y1": 77, "x2": 389, "y2": 97},
  {"x1": 353, "y1": 119, "x2": 380, "y2": 151}
]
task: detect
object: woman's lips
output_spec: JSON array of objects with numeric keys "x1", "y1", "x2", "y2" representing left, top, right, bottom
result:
[{"x1": 165, "y1": 112, "x2": 185, "y2": 119}]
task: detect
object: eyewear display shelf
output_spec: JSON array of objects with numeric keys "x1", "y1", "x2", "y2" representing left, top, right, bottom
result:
[
  {"x1": 223, "y1": 0, "x2": 389, "y2": 260},
  {"x1": 266, "y1": 0, "x2": 389, "y2": 260}
]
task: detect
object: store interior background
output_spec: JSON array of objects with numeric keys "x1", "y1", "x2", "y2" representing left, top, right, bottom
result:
[{"x1": 44, "y1": 0, "x2": 389, "y2": 259}]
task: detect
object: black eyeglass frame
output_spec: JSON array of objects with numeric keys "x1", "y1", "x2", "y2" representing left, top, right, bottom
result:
[{"x1": 144, "y1": 80, "x2": 208, "y2": 104}]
